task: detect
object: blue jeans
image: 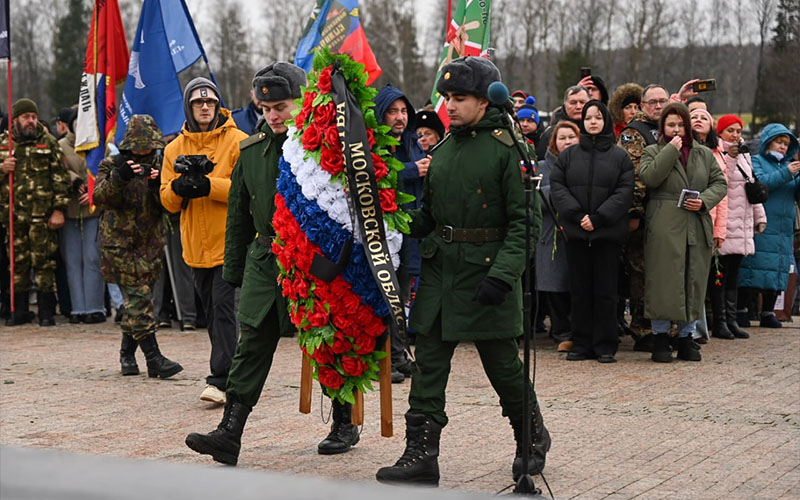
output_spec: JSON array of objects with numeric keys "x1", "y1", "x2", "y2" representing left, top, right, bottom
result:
[
  {"x1": 107, "y1": 283, "x2": 124, "y2": 310},
  {"x1": 651, "y1": 319, "x2": 698, "y2": 338},
  {"x1": 59, "y1": 217, "x2": 104, "y2": 315}
]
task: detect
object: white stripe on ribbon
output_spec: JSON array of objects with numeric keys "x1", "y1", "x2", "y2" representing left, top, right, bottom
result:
[{"x1": 283, "y1": 128, "x2": 402, "y2": 270}]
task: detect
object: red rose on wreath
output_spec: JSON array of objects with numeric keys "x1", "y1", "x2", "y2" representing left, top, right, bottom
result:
[
  {"x1": 341, "y1": 356, "x2": 368, "y2": 376},
  {"x1": 314, "y1": 102, "x2": 336, "y2": 126},
  {"x1": 372, "y1": 153, "x2": 388, "y2": 179},
  {"x1": 318, "y1": 366, "x2": 344, "y2": 389},
  {"x1": 320, "y1": 144, "x2": 344, "y2": 176},
  {"x1": 293, "y1": 273, "x2": 310, "y2": 299},
  {"x1": 294, "y1": 108, "x2": 309, "y2": 130},
  {"x1": 332, "y1": 310, "x2": 355, "y2": 332},
  {"x1": 308, "y1": 306, "x2": 330, "y2": 327},
  {"x1": 353, "y1": 333, "x2": 376, "y2": 355},
  {"x1": 365, "y1": 319, "x2": 386, "y2": 337},
  {"x1": 324, "y1": 126, "x2": 341, "y2": 152},
  {"x1": 312, "y1": 344, "x2": 335, "y2": 365},
  {"x1": 331, "y1": 330, "x2": 353, "y2": 354},
  {"x1": 379, "y1": 188, "x2": 398, "y2": 213},
  {"x1": 302, "y1": 123, "x2": 323, "y2": 151},
  {"x1": 302, "y1": 91, "x2": 317, "y2": 112},
  {"x1": 366, "y1": 128, "x2": 376, "y2": 148},
  {"x1": 290, "y1": 304, "x2": 307, "y2": 326},
  {"x1": 317, "y1": 67, "x2": 333, "y2": 94}
]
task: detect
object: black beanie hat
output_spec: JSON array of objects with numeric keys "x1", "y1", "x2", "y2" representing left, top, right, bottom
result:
[{"x1": 415, "y1": 110, "x2": 445, "y2": 139}]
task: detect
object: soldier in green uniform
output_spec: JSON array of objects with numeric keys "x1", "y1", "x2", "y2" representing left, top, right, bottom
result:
[
  {"x1": 617, "y1": 84, "x2": 667, "y2": 350},
  {"x1": 0, "y1": 98, "x2": 71, "y2": 326},
  {"x1": 376, "y1": 57, "x2": 550, "y2": 486},
  {"x1": 185, "y1": 62, "x2": 360, "y2": 467},
  {"x1": 93, "y1": 115, "x2": 182, "y2": 379}
]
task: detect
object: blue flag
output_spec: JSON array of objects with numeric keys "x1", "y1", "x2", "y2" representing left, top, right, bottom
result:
[
  {"x1": 0, "y1": 0, "x2": 9, "y2": 60},
  {"x1": 116, "y1": 0, "x2": 210, "y2": 144}
]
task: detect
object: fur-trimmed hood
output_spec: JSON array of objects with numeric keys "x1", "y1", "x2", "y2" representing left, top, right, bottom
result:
[{"x1": 608, "y1": 83, "x2": 643, "y2": 126}]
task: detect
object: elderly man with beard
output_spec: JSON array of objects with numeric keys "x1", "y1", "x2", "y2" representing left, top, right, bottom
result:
[{"x1": 0, "y1": 98, "x2": 71, "y2": 326}]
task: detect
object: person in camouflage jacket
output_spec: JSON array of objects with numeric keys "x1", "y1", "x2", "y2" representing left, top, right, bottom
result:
[
  {"x1": 94, "y1": 115, "x2": 182, "y2": 380},
  {"x1": 0, "y1": 98, "x2": 71, "y2": 326}
]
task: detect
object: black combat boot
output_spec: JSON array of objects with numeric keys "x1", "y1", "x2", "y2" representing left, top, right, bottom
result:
[
  {"x1": 510, "y1": 403, "x2": 552, "y2": 479},
  {"x1": 317, "y1": 400, "x2": 360, "y2": 454},
  {"x1": 120, "y1": 334, "x2": 139, "y2": 376},
  {"x1": 37, "y1": 292, "x2": 57, "y2": 326},
  {"x1": 710, "y1": 286, "x2": 734, "y2": 339},
  {"x1": 651, "y1": 333, "x2": 673, "y2": 363},
  {"x1": 5, "y1": 292, "x2": 35, "y2": 326},
  {"x1": 138, "y1": 333, "x2": 183, "y2": 379},
  {"x1": 725, "y1": 289, "x2": 749, "y2": 338},
  {"x1": 376, "y1": 413, "x2": 442, "y2": 486},
  {"x1": 185, "y1": 397, "x2": 251, "y2": 465},
  {"x1": 632, "y1": 333, "x2": 654, "y2": 352}
]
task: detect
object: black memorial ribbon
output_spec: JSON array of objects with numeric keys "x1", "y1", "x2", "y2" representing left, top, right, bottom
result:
[{"x1": 327, "y1": 65, "x2": 408, "y2": 345}]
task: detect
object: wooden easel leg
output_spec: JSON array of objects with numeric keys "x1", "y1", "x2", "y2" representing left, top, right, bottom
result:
[
  {"x1": 379, "y1": 336, "x2": 393, "y2": 437},
  {"x1": 352, "y1": 391, "x2": 364, "y2": 425},
  {"x1": 300, "y1": 355, "x2": 312, "y2": 414}
]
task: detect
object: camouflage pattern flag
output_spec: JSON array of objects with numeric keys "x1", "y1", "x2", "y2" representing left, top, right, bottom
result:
[{"x1": 430, "y1": 0, "x2": 493, "y2": 129}]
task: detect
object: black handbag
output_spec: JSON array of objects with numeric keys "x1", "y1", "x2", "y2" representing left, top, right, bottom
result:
[{"x1": 735, "y1": 162, "x2": 769, "y2": 204}]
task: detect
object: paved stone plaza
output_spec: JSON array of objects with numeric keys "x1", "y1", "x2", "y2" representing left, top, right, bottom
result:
[{"x1": 1, "y1": 319, "x2": 797, "y2": 499}]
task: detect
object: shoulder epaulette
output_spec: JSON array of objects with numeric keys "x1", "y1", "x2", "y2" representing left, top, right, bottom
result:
[
  {"x1": 491, "y1": 128, "x2": 514, "y2": 147},
  {"x1": 240, "y1": 131, "x2": 268, "y2": 150}
]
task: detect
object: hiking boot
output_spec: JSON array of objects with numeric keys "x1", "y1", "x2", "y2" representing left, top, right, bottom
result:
[
  {"x1": 120, "y1": 334, "x2": 139, "y2": 376},
  {"x1": 185, "y1": 397, "x2": 251, "y2": 465},
  {"x1": 138, "y1": 333, "x2": 183, "y2": 379},
  {"x1": 376, "y1": 413, "x2": 441, "y2": 486},
  {"x1": 510, "y1": 403, "x2": 551, "y2": 479}
]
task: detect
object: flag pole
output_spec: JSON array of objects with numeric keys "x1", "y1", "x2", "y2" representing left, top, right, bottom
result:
[{"x1": 5, "y1": 56, "x2": 14, "y2": 314}]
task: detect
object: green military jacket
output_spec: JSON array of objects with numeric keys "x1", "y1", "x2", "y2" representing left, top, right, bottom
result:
[
  {"x1": 223, "y1": 123, "x2": 292, "y2": 332},
  {"x1": 94, "y1": 154, "x2": 165, "y2": 287},
  {"x1": 408, "y1": 107, "x2": 542, "y2": 341},
  {"x1": 0, "y1": 124, "x2": 70, "y2": 224}
]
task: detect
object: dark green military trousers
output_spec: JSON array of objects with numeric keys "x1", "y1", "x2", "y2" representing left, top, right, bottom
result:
[
  {"x1": 225, "y1": 307, "x2": 282, "y2": 408},
  {"x1": 408, "y1": 313, "x2": 535, "y2": 427}
]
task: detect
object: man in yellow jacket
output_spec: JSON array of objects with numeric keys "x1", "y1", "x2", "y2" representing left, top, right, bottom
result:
[{"x1": 160, "y1": 78, "x2": 248, "y2": 404}]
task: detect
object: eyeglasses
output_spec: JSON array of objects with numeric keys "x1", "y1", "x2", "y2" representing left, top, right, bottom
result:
[
  {"x1": 643, "y1": 99, "x2": 669, "y2": 107},
  {"x1": 191, "y1": 99, "x2": 218, "y2": 109}
]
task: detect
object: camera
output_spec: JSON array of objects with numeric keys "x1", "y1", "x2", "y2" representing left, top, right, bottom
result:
[
  {"x1": 174, "y1": 154, "x2": 215, "y2": 176},
  {"x1": 738, "y1": 143, "x2": 750, "y2": 155},
  {"x1": 116, "y1": 150, "x2": 160, "y2": 176},
  {"x1": 692, "y1": 79, "x2": 716, "y2": 93}
]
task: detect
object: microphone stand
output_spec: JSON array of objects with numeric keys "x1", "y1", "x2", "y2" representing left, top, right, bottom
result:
[{"x1": 495, "y1": 106, "x2": 545, "y2": 497}]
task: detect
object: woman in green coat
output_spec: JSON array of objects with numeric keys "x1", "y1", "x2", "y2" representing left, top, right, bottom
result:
[{"x1": 639, "y1": 103, "x2": 727, "y2": 363}]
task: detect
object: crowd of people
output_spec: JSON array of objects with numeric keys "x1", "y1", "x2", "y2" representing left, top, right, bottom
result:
[{"x1": 1, "y1": 57, "x2": 799, "y2": 487}]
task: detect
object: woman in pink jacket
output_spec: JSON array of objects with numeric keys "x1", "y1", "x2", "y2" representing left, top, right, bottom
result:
[{"x1": 699, "y1": 112, "x2": 766, "y2": 339}]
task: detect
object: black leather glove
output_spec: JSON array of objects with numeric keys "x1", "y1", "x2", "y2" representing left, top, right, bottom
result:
[
  {"x1": 171, "y1": 175, "x2": 210, "y2": 198},
  {"x1": 115, "y1": 161, "x2": 136, "y2": 181},
  {"x1": 147, "y1": 169, "x2": 161, "y2": 189},
  {"x1": 472, "y1": 276, "x2": 512, "y2": 306}
]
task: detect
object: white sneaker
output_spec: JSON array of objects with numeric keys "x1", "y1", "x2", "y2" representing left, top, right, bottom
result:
[{"x1": 200, "y1": 385, "x2": 226, "y2": 404}]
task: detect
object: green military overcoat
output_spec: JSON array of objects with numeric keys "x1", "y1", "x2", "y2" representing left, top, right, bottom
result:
[
  {"x1": 639, "y1": 141, "x2": 727, "y2": 322},
  {"x1": 408, "y1": 107, "x2": 541, "y2": 341},
  {"x1": 223, "y1": 123, "x2": 293, "y2": 332}
]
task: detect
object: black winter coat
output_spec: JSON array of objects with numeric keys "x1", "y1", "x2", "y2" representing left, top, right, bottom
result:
[{"x1": 550, "y1": 101, "x2": 635, "y2": 244}]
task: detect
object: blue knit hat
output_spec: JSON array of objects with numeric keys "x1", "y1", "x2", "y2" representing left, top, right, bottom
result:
[{"x1": 516, "y1": 96, "x2": 539, "y2": 125}]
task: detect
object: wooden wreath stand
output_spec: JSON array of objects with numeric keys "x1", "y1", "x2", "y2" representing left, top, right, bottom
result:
[{"x1": 299, "y1": 337, "x2": 393, "y2": 437}]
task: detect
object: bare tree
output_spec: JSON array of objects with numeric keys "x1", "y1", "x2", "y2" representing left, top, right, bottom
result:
[
  {"x1": 622, "y1": 0, "x2": 673, "y2": 82},
  {"x1": 209, "y1": 0, "x2": 253, "y2": 108},
  {"x1": 752, "y1": 0, "x2": 775, "y2": 124}
]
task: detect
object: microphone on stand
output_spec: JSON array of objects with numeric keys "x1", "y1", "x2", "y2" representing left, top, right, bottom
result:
[{"x1": 487, "y1": 81, "x2": 517, "y2": 118}]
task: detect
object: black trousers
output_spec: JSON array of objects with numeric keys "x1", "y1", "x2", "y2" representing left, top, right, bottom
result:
[
  {"x1": 192, "y1": 265, "x2": 237, "y2": 390},
  {"x1": 566, "y1": 240, "x2": 621, "y2": 357},
  {"x1": 546, "y1": 292, "x2": 571, "y2": 342}
]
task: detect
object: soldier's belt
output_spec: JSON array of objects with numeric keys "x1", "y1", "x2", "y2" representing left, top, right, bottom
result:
[
  {"x1": 435, "y1": 225, "x2": 506, "y2": 243},
  {"x1": 254, "y1": 233, "x2": 273, "y2": 248}
]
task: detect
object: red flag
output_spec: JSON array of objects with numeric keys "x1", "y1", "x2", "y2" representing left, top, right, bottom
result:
[{"x1": 75, "y1": 0, "x2": 129, "y2": 205}]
